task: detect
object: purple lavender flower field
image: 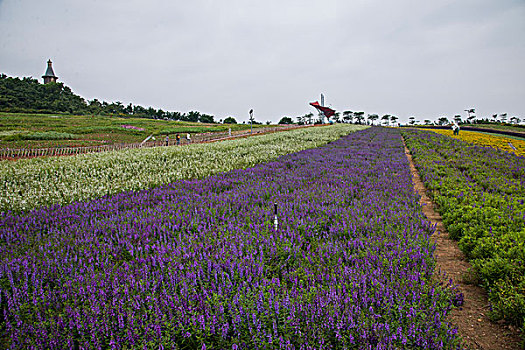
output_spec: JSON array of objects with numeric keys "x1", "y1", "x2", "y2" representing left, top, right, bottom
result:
[{"x1": 0, "y1": 128, "x2": 461, "y2": 349}]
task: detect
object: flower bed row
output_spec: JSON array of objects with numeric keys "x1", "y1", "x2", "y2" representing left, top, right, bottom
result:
[
  {"x1": 0, "y1": 127, "x2": 461, "y2": 349},
  {"x1": 402, "y1": 129, "x2": 525, "y2": 334},
  {"x1": 421, "y1": 129, "x2": 525, "y2": 156},
  {"x1": 0, "y1": 124, "x2": 366, "y2": 214}
]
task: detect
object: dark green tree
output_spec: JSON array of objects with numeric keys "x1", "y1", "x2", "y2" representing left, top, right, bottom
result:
[
  {"x1": 278, "y1": 116, "x2": 294, "y2": 124},
  {"x1": 367, "y1": 114, "x2": 378, "y2": 125},
  {"x1": 223, "y1": 116, "x2": 237, "y2": 124},
  {"x1": 343, "y1": 111, "x2": 353, "y2": 123},
  {"x1": 354, "y1": 111, "x2": 365, "y2": 124},
  {"x1": 132, "y1": 105, "x2": 146, "y2": 117},
  {"x1": 302, "y1": 112, "x2": 314, "y2": 124},
  {"x1": 438, "y1": 116, "x2": 449, "y2": 125},
  {"x1": 199, "y1": 114, "x2": 215, "y2": 123},
  {"x1": 390, "y1": 115, "x2": 398, "y2": 126},
  {"x1": 181, "y1": 111, "x2": 200, "y2": 122}
]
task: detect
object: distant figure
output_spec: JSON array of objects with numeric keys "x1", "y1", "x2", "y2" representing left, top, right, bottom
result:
[
  {"x1": 176, "y1": 133, "x2": 180, "y2": 145},
  {"x1": 186, "y1": 133, "x2": 191, "y2": 144},
  {"x1": 165, "y1": 135, "x2": 169, "y2": 146},
  {"x1": 452, "y1": 122, "x2": 460, "y2": 135}
]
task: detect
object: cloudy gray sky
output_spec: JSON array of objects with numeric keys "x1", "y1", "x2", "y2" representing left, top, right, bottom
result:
[{"x1": 1, "y1": 0, "x2": 524, "y2": 123}]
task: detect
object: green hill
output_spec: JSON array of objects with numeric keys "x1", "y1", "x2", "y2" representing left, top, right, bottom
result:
[
  {"x1": 0, "y1": 73, "x2": 215, "y2": 122},
  {"x1": 0, "y1": 73, "x2": 268, "y2": 149},
  {"x1": 0, "y1": 74, "x2": 87, "y2": 114}
]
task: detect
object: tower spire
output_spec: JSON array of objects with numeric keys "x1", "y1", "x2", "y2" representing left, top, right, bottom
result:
[{"x1": 42, "y1": 59, "x2": 58, "y2": 84}]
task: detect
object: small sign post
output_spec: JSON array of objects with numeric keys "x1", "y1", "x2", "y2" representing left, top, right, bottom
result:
[
  {"x1": 249, "y1": 109, "x2": 254, "y2": 134},
  {"x1": 274, "y1": 203, "x2": 278, "y2": 231}
]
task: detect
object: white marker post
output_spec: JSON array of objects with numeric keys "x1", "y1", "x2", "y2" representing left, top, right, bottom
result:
[{"x1": 274, "y1": 203, "x2": 278, "y2": 231}]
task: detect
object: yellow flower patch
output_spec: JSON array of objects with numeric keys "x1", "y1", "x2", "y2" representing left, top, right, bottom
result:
[{"x1": 421, "y1": 129, "x2": 525, "y2": 156}]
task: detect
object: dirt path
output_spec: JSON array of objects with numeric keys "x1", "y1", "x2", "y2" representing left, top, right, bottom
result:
[{"x1": 403, "y1": 142, "x2": 522, "y2": 350}]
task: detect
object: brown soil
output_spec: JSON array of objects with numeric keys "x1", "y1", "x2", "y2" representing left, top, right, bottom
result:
[{"x1": 403, "y1": 143, "x2": 522, "y2": 350}]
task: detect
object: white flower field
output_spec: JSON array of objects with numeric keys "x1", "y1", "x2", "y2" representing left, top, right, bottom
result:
[{"x1": 0, "y1": 124, "x2": 367, "y2": 213}]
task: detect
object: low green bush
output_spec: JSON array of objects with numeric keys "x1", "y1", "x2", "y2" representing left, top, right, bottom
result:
[
  {"x1": 3, "y1": 131, "x2": 79, "y2": 141},
  {"x1": 158, "y1": 126, "x2": 225, "y2": 135},
  {"x1": 402, "y1": 129, "x2": 525, "y2": 337}
]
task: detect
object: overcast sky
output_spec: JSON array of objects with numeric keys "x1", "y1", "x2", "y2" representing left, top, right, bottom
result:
[{"x1": 1, "y1": 0, "x2": 524, "y2": 123}]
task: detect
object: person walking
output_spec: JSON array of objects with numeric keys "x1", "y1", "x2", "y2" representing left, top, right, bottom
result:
[
  {"x1": 176, "y1": 133, "x2": 180, "y2": 145},
  {"x1": 186, "y1": 133, "x2": 191, "y2": 144},
  {"x1": 165, "y1": 135, "x2": 169, "y2": 146},
  {"x1": 452, "y1": 122, "x2": 457, "y2": 135}
]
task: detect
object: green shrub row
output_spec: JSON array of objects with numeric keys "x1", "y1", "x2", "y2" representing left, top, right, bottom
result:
[
  {"x1": 158, "y1": 126, "x2": 228, "y2": 135},
  {"x1": 402, "y1": 129, "x2": 525, "y2": 334},
  {"x1": 2, "y1": 131, "x2": 79, "y2": 141}
]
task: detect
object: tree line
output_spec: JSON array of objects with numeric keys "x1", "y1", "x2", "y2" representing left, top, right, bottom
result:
[
  {"x1": 295, "y1": 109, "x2": 522, "y2": 127},
  {"x1": 0, "y1": 74, "x2": 219, "y2": 123}
]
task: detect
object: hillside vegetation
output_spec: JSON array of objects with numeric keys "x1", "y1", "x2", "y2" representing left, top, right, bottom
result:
[
  {"x1": 0, "y1": 112, "x2": 262, "y2": 149},
  {"x1": 0, "y1": 73, "x2": 269, "y2": 148},
  {"x1": 0, "y1": 73, "x2": 218, "y2": 122}
]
